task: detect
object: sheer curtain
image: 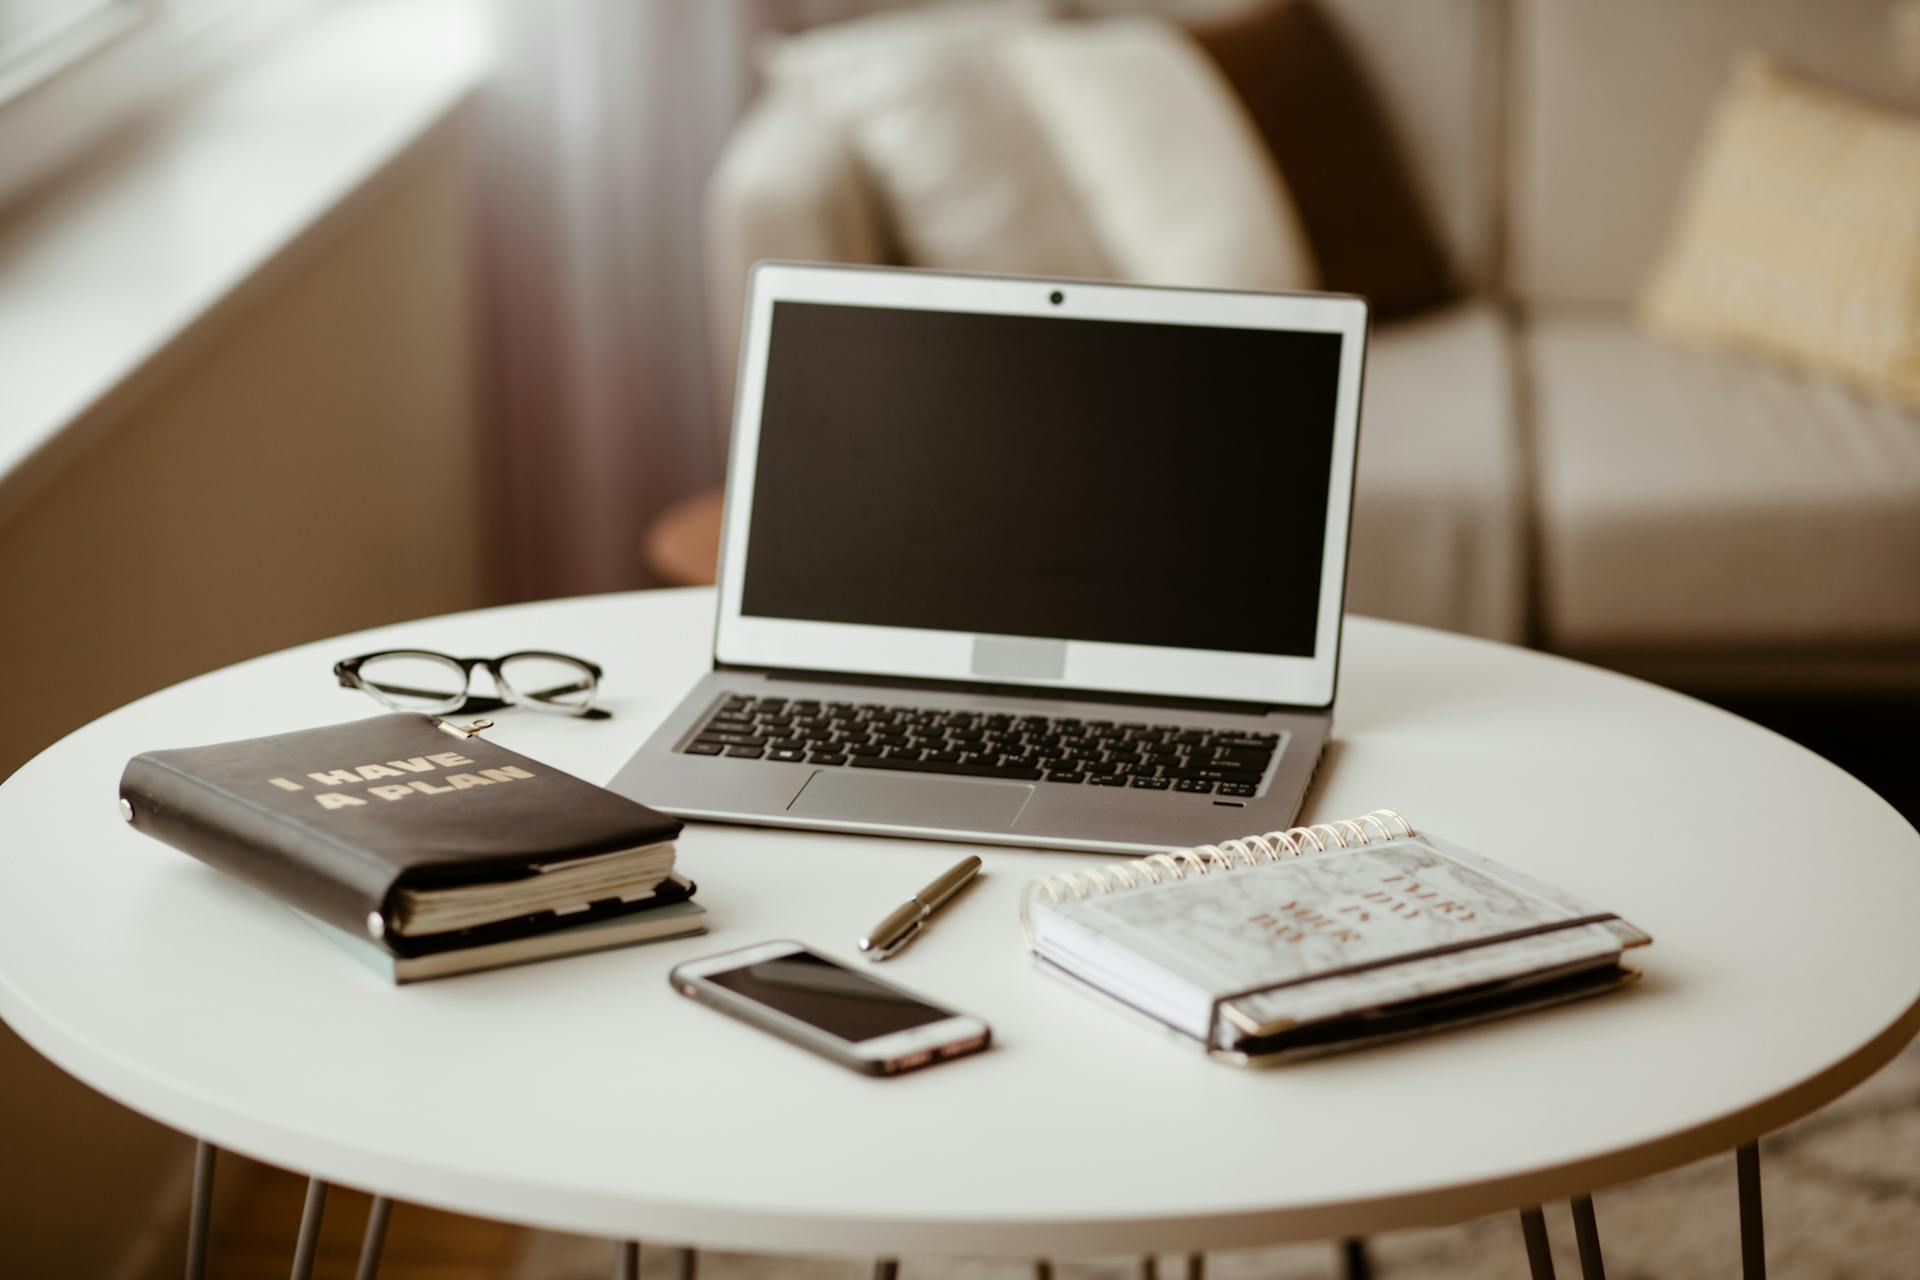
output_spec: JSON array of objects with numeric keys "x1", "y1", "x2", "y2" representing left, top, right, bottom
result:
[{"x1": 480, "y1": 1, "x2": 766, "y2": 599}]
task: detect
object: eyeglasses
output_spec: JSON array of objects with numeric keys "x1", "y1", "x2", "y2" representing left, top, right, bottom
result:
[{"x1": 333, "y1": 649, "x2": 608, "y2": 719}]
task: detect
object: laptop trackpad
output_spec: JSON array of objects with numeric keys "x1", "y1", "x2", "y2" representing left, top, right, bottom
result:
[{"x1": 788, "y1": 770, "x2": 1033, "y2": 830}]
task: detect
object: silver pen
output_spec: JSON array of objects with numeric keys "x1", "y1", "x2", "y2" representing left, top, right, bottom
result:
[{"x1": 858, "y1": 855, "x2": 983, "y2": 960}]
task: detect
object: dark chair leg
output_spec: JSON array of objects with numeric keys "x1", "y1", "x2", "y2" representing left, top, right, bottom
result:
[
  {"x1": 1519, "y1": 1206, "x2": 1556, "y2": 1280},
  {"x1": 674, "y1": 1245, "x2": 697, "y2": 1280},
  {"x1": 290, "y1": 1178, "x2": 330, "y2": 1280},
  {"x1": 1738, "y1": 1142, "x2": 1766, "y2": 1280},
  {"x1": 1141, "y1": 1254, "x2": 1158, "y2": 1280},
  {"x1": 186, "y1": 1141, "x2": 217, "y2": 1280},
  {"x1": 1569, "y1": 1194, "x2": 1604, "y2": 1280},
  {"x1": 1341, "y1": 1237, "x2": 1371, "y2": 1280},
  {"x1": 1185, "y1": 1253, "x2": 1205, "y2": 1280},
  {"x1": 354, "y1": 1195, "x2": 393, "y2": 1280},
  {"x1": 1035, "y1": 1262, "x2": 1053, "y2": 1280},
  {"x1": 874, "y1": 1259, "x2": 899, "y2": 1280},
  {"x1": 614, "y1": 1240, "x2": 639, "y2": 1280}
]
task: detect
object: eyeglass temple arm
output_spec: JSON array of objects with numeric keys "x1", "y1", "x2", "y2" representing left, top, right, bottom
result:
[{"x1": 522, "y1": 681, "x2": 594, "y2": 698}]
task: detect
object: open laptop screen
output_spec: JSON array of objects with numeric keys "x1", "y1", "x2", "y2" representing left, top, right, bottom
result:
[{"x1": 740, "y1": 300, "x2": 1344, "y2": 659}]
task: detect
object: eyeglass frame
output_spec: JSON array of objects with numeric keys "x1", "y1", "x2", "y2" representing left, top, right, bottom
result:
[{"x1": 332, "y1": 648, "x2": 609, "y2": 719}]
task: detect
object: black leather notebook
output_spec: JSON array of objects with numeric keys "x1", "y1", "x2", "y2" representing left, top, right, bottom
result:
[{"x1": 120, "y1": 714, "x2": 687, "y2": 958}]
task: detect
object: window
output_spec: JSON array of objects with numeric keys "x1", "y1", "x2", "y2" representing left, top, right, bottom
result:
[
  {"x1": 0, "y1": 1, "x2": 141, "y2": 98},
  {"x1": 0, "y1": 1, "x2": 314, "y2": 209}
]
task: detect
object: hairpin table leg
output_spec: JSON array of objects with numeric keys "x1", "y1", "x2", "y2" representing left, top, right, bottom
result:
[
  {"x1": 675, "y1": 1245, "x2": 698, "y2": 1280},
  {"x1": 290, "y1": 1177, "x2": 330, "y2": 1280},
  {"x1": 873, "y1": 1259, "x2": 899, "y2": 1280},
  {"x1": 1519, "y1": 1206, "x2": 1556, "y2": 1280},
  {"x1": 1340, "y1": 1238, "x2": 1371, "y2": 1280},
  {"x1": 614, "y1": 1240, "x2": 639, "y2": 1280},
  {"x1": 1738, "y1": 1142, "x2": 1766, "y2": 1280},
  {"x1": 185, "y1": 1141, "x2": 217, "y2": 1280},
  {"x1": 354, "y1": 1195, "x2": 392, "y2": 1280},
  {"x1": 1569, "y1": 1195, "x2": 1605, "y2": 1280}
]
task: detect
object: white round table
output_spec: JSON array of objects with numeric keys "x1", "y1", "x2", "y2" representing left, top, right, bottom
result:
[{"x1": 2, "y1": 589, "x2": 1917, "y2": 1265}]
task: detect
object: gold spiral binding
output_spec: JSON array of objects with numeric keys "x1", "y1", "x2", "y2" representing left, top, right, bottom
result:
[{"x1": 1019, "y1": 810, "x2": 1415, "y2": 944}]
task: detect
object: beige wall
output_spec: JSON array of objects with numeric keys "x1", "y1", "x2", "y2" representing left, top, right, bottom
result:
[{"x1": 0, "y1": 123, "x2": 494, "y2": 1277}]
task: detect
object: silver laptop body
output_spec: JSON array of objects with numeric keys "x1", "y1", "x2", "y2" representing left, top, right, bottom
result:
[{"x1": 609, "y1": 264, "x2": 1369, "y2": 856}]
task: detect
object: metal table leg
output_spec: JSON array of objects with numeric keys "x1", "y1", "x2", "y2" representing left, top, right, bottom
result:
[
  {"x1": 1570, "y1": 1195, "x2": 1605, "y2": 1280},
  {"x1": 614, "y1": 1240, "x2": 639, "y2": 1280},
  {"x1": 1519, "y1": 1206, "x2": 1556, "y2": 1280},
  {"x1": 1341, "y1": 1237, "x2": 1371, "y2": 1280},
  {"x1": 290, "y1": 1177, "x2": 330, "y2": 1280},
  {"x1": 1738, "y1": 1142, "x2": 1766, "y2": 1280},
  {"x1": 186, "y1": 1141, "x2": 217, "y2": 1280},
  {"x1": 354, "y1": 1195, "x2": 393, "y2": 1280}
]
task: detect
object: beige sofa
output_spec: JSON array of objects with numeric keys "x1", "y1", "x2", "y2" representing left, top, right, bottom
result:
[{"x1": 704, "y1": 0, "x2": 1920, "y2": 696}]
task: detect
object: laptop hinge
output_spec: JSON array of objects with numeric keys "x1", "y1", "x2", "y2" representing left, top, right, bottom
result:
[{"x1": 713, "y1": 663, "x2": 1325, "y2": 718}]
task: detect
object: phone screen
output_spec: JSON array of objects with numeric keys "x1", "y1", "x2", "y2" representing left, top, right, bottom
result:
[{"x1": 704, "y1": 948, "x2": 954, "y2": 1043}]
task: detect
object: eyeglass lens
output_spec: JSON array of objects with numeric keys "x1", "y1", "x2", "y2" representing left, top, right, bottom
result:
[
  {"x1": 354, "y1": 652, "x2": 469, "y2": 713},
  {"x1": 496, "y1": 654, "x2": 597, "y2": 713}
]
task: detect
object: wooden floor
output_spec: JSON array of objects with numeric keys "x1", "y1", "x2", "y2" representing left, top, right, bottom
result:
[{"x1": 208, "y1": 1159, "x2": 532, "y2": 1280}]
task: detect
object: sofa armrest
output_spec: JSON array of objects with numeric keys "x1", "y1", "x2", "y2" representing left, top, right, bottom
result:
[{"x1": 705, "y1": 93, "x2": 891, "y2": 422}]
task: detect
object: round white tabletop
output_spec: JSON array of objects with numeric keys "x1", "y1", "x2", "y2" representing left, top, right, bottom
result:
[{"x1": 2, "y1": 589, "x2": 1917, "y2": 1258}]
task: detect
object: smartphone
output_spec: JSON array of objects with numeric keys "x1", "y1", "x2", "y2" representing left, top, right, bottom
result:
[{"x1": 669, "y1": 940, "x2": 991, "y2": 1076}]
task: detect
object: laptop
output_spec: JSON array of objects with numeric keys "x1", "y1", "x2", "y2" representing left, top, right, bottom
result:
[{"x1": 609, "y1": 263, "x2": 1369, "y2": 855}]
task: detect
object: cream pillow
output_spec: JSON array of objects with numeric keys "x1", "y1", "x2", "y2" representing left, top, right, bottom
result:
[
  {"x1": 999, "y1": 17, "x2": 1318, "y2": 292},
  {"x1": 762, "y1": 3, "x2": 1111, "y2": 281},
  {"x1": 1640, "y1": 55, "x2": 1920, "y2": 410}
]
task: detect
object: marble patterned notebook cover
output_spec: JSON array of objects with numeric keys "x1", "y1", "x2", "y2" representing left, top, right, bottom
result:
[{"x1": 1021, "y1": 813, "x2": 1650, "y2": 1058}]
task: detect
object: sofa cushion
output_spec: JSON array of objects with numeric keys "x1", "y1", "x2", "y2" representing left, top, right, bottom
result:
[
  {"x1": 1184, "y1": 0, "x2": 1450, "y2": 315},
  {"x1": 1640, "y1": 55, "x2": 1920, "y2": 413},
  {"x1": 1529, "y1": 314, "x2": 1920, "y2": 648},
  {"x1": 1000, "y1": 16, "x2": 1317, "y2": 291},
  {"x1": 1314, "y1": 0, "x2": 1500, "y2": 295},
  {"x1": 1511, "y1": 0, "x2": 1920, "y2": 308},
  {"x1": 762, "y1": 1, "x2": 1112, "y2": 281},
  {"x1": 1078, "y1": 0, "x2": 1497, "y2": 293},
  {"x1": 1348, "y1": 301, "x2": 1525, "y2": 642}
]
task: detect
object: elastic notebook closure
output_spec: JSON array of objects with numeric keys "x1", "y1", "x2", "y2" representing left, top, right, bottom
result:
[{"x1": 1019, "y1": 809, "x2": 1646, "y2": 1065}]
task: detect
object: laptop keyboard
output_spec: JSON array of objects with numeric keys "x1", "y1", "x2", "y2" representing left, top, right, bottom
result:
[{"x1": 677, "y1": 695, "x2": 1277, "y2": 796}]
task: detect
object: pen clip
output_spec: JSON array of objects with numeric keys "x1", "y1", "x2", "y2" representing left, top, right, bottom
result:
[
  {"x1": 860, "y1": 855, "x2": 980, "y2": 960},
  {"x1": 861, "y1": 896, "x2": 925, "y2": 958},
  {"x1": 871, "y1": 915, "x2": 924, "y2": 960}
]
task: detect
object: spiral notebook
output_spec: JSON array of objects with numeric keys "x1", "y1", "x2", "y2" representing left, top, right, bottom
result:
[{"x1": 1020, "y1": 811, "x2": 1650, "y2": 1064}]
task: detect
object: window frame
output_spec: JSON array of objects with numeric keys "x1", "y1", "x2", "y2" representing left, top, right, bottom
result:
[
  {"x1": 0, "y1": 1, "x2": 154, "y2": 105},
  {"x1": 0, "y1": 0, "x2": 317, "y2": 211}
]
